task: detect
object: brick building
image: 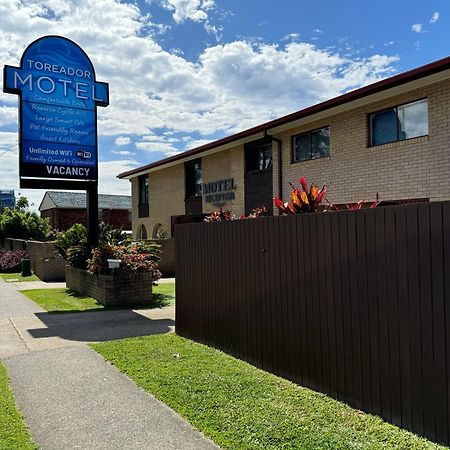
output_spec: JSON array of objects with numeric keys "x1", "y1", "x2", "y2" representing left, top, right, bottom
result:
[
  {"x1": 39, "y1": 191, "x2": 132, "y2": 231},
  {"x1": 118, "y1": 56, "x2": 450, "y2": 240}
]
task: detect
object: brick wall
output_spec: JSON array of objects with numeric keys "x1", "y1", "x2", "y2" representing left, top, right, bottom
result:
[
  {"x1": 101, "y1": 209, "x2": 131, "y2": 230},
  {"x1": 42, "y1": 208, "x2": 131, "y2": 231},
  {"x1": 276, "y1": 80, "x2": 450, "y2": 204},
  {"x1": 66, "y1": 266, "x2": 154, "y2": 306},
  {"x1": 27, "y1": 240, "x2": 66, "y2": 281},
  {"x1": 135, "y1": 164, "x2": 185, "y2": 240},
  {"x1": 4, "y1": 238, "x2": 27, "y2": 251},
  {"x1": 202, "y1": 145, "x2": 245, "y2": 216},
  {"x1": 130, "y1": 145, "x2": 247, "y2": 240},
  {"x1": 4, "y1": 238, "x2": 66, "y2": 281}
]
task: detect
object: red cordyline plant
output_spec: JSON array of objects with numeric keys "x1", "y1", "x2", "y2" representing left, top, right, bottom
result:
[
  {"x1": 325, "y1": 197, "x2": 381, "y2": 211},
  {"x1": 274, "y1": 177, "x2": 329, "y2": 215},
  {"x1": 240, "y1": 206, "x2": 270, "y2": 219}
]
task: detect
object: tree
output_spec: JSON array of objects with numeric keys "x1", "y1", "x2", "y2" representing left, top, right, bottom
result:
[
  {"x1": 0, "y1": 208, "x2": 51, "y2": 242},
  {"x1": 15, "y1": 196, "x2": 29, "y2": 211}
]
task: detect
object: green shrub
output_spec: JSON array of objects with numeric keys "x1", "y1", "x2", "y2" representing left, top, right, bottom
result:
[
  {"x1": 66, "y1": 244, "x2": 90, "y2": 270},
  {"x1": 98, "y1": 223, "x2": 131, "y2": 247},
  {"x1": 55, "y1": 223, "x2": 156, "y2": 273},
  {"x1": 0, "y1": 208, "x2": 51, "y2": 242},
  {"x1": 53, "y1": 224, "x2": 87, "y2": 259}
]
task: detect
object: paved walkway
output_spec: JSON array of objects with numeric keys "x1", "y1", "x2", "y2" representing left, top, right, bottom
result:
[
  {"x1": 0, "y1": 278, "x2": 217, "y2": 450},
  {"x1": 7, "y1": 277, "x2": 175, "y2": 291}
]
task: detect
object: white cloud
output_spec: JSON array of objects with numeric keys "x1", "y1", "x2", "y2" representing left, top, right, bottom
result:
[
  {"x1": 0, "y1": 131, "x2": 18, "y2": 148},
  {"x1": 115, "y1": 136, "x2": 132, "y2": 146},
  {"x1": 161, "y1": 0, "x2": 213, "y2": 23},
  {"x1": 430, "y1": 12, "x2": 439, "y2": 24},
  {"x1": 0, "y1": 106, "x2": 18, "y2": 126},
  {"x1": 98, "y1": 159, "x2": 137, "y2": 195},
  {"x1": 111, "y1": 150, "x2": 134, "y2": 156},
  {"x1": 283, "y1": 33, "x2": 300, "y2": 41},
  {"x1": 0, "y1": 0, "x2": 399, "y2": 172},
  {"x1": 411, "y1": 23, "x2": 423, "y2": 33},
  {"x1": 136, "y1": 138, "x2": 181, "y2": 156},
  {"x1": 185, "y1": 138, "x2": 212, "y2": 149}
]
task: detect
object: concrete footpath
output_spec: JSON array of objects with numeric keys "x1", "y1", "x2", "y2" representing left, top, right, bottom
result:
[{"x1": 0, "y1": 278, "x2": 218, "y2": 450}]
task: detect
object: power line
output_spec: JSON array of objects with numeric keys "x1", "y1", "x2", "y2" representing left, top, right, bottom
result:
[{"x1": 0, "y1": 142, "x2": 18, "y2": 158}]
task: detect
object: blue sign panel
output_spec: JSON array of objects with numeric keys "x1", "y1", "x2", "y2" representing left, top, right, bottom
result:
[{"x1": 3, "y1": 35, "x2": 109, "y2": 183}]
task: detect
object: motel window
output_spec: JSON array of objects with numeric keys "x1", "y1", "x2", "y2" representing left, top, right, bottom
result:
[
  {"x1": 369, "y1": 99, "x2": 428, "y2": 146},
  {"x1": 245, "y1": 142, "x2": 273, "y2": 173},
  {"x1": 185, "y1": 159, "x2": 202, "y2": 198},
  {"x1": 138, "y1": 174, "x2": 149, "y2": 218},
  {"x1": 98, "y1": 209, "x2": 103, "y2": 222},
  {"x1": 292, "y1": 127, "x2": 330, "y2": 162}
]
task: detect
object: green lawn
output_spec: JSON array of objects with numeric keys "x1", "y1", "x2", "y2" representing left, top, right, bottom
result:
[
  {"x1": 21, "y1": 282, "x2": 175, "y2": 313},
  {"x1": 0, "y1": 361, "x2": 37, "y2": 450},
  {"x1": 93, "y1": 334, "x2": 446, "y2": 450},
  {"x1": 0, "y1": 272, "x2": 39, "y2": 282}
]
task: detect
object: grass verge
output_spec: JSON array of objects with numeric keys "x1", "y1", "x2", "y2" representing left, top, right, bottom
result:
[
  {"x1": 21, "y1": 282, "x2": 175, "y2": 313},
  {"x1": 93, "y1": 334, "x2": 446, "y2": 450},
  {"x1": 0, "y1": 361, "x2": 37, "y2": 450},
  {"x1": 0, "y1": 272, "x2": 39, "y2": 282}
]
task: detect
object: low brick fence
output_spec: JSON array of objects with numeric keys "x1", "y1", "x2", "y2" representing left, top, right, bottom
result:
[
  {"x1": 66, "y1": 265, "x2": 153, "y2": 306},
  {"x1": 4, "y1": 238, "x2": 27, "y2": 251},
  {"x1": 4, "y1": 238, "x2": 66, "y2": 281}
]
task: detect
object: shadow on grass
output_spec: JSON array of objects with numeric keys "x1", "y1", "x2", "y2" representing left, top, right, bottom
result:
[
  {"x1": 151, "y1": 293, "x2": 174, "y2": 309},
  {"x1": 45, "y1": 289, "x2": 174, "y2": 315}
]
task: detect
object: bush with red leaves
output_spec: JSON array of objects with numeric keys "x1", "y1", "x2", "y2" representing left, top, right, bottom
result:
[
  {"x1": 0, "y1": 250, "x2": 28, "y2": 272},
  {"x1": 87, "y1": 245, "x2": 161, "y2": 282}
]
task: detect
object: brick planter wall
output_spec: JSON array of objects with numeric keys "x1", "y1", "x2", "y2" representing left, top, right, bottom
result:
[
  {"x1": 27, "y1": 240, "x2": 66, "y2": 281},
  {"x1": 4, "y1": 238, "x2": 27, "y2": 251},
  {"x1": 66, "y1": 265, "x2": 153, "y2": 306},
  {"x1": 4, "y1": 238, "x2": 66, "y2": 281}
]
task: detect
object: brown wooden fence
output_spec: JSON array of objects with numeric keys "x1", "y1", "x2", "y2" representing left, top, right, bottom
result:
[{"x1": 175, "y1": 201, "x2": 450, "y2": 446}]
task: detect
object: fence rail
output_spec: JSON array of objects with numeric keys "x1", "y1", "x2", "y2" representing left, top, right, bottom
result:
[{"x1": 176, "y1": 202, "x2": 450, "y2": 445}]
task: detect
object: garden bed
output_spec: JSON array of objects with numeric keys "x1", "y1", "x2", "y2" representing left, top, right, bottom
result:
[{"x1": 66, "y1": 265, "x2": 154, "y2": 307}]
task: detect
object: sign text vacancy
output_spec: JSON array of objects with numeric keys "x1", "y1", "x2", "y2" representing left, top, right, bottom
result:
[{"x1": 3, "y1": 35, "x2": 109, "y2": 184}]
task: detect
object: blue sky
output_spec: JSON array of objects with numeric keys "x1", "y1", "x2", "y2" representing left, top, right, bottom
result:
[{"x1": 0, "y1": 0, "x2": 448, "y2": 208}]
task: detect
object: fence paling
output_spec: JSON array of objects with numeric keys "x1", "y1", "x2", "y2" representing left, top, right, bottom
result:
[{"x1": 175, "y1": 202, "x2": 450, "y2": 446}]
